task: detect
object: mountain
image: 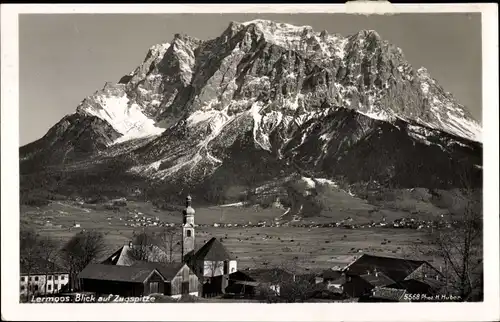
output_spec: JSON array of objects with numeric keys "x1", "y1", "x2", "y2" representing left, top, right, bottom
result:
[{"x1": 20, "y1": 19, "x2": 482, "y2": 213}]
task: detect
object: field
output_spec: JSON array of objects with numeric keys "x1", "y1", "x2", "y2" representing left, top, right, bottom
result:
[{"x1": 21, "y1": 200, "x2": 439, "y2": 273}]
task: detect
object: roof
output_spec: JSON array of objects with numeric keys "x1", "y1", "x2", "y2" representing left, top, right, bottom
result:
[
  {"x1": 131, "y1": 261, "x2": 186, "y2": 281},
  {"x1": 327, "y1": 275, "x2": 347, "y2": 286},
  {"x1": 370, "y1": 287, "x2": 407, "y2": 301},
  {"x1": 101, "y1": 244, "x2": 168, "y2": 266},
  {"x1": 233, "y1": 280, "x2": 261, "y2": 287},
  {"x1": 21, "y1": 258, "x2": 67, "y2": 275},
  {"x1": 322, "y1": 269, "x2": 343, "y2": 280},
  {"x1": 231, "y1": 268, "x2": 294, "y2": 284},
  {"x1": 194, "y1": 237, "x2": 234, "y2": 261},
  {"x1": 360, "y1": 272, "x2": 395, "y2": 287},
  {"x1": 345, "y1": 254, "x2": 427, "y2": 282},
  {"x1": 386, "y1": 278, "x2": 444, "y2": 294},
  {"x1": 78, "y1": 263, "x2": 164, "y2": 283}
]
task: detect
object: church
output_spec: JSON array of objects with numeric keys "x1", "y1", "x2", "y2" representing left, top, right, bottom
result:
[{"x1": 180, "y1": 195, "x2": 238, "y2": 296}]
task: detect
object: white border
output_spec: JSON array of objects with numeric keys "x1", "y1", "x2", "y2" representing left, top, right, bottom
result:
[{"x1": 1, "y1": 3, "x2": 499, "y2": 322}]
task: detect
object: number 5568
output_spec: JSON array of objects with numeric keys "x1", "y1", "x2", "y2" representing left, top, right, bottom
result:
[{"x1": 403, "y1": 293, "x2": 421, "y2": 301}]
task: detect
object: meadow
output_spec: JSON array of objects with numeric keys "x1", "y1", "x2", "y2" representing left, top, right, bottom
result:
[{"x1": 21, "y1": 199, "x2": 437, "y2": 273}]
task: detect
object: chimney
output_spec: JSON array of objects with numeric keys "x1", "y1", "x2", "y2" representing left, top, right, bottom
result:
[
  {"x1": 128, "y1": 241, "x2": 133, "y2": 248},
  {"x1": 374, "y1": 268, "x2": 379, "y2": 277}
]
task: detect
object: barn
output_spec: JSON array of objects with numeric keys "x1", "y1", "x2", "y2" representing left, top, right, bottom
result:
[
  {"x1": 131, "y1": 262, "x2": 200, "y2": 298},
  {"x1": 78, "y1": 263, "x2": 165, "y2": 297},
  {"x1": 78, "y1": 262, "x2": 200, "y2": 298}
]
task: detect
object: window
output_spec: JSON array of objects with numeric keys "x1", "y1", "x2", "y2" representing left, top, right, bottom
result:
[
  {"x1": 29, "y1": 277, "x2": 33, "y2": 281},
  {"x1": 34, "y1": 285, "x2": 39, "y2": 291},
  {"x1": 186, "y1": 230, "x2": 192, "y2": 237},
  {"x1": 48, "y1": 276, "x2": 52, "y2": 280},
  {"x1": 54, "y1": 276, "x2": 58, "y2": 280},
  {"x1": 48, "y1": 285, "x2": 52, "y2": 291},
  {"x1": 20, "y1": 286, "x2": 25, "y2": 291},
  {"x1": 20, "y1": 277, "x2": 25, "y2": 282},
  {"x1": 34, "y1": 276, "x2": 39, "y2": 281}
]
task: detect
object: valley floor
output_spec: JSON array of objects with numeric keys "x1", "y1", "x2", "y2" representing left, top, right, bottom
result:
[{"x1": 20, "y1": 200, "x2": 440, "y2": 272}]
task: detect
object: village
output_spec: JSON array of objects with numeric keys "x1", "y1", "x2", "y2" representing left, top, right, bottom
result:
[
  {"x1": 20, "y1": 195, "x2": 465, "y2": 303},
  {"x1": 36, "y1": 207, "x2": 454, "y2": 232}
]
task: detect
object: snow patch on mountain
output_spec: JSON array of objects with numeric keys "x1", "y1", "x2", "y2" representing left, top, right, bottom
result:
[
  {"x1": 416, "y1": 67, "x2": 482, "y2": 142},
  {"x1": 356, "y1": 109, "x2": 395, "y2": 121},
  {"x1": 300, "y1": 176, "x2": 338, "y2": 189},
  {"x1": 149, "y1": 43, "x2": 171, "y2": 63},
  {"x1": 81, "y1": 93, "x2": 165, "y2": 144},
  {"x1": 171, "y1": 39, "x2": 196, "y2": 85},
  {"x1": 250, "y1": 102, "x2": 272, "y2": 152},
  {"x1": 237, "y1": 19, "x2": 348, "y2": 59}
]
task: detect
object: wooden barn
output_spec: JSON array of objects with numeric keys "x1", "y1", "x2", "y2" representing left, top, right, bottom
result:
[
  {"x1": 78, "y1": 262, "x2": 200, "y2": 298},
  {"x1": 132, "y1": 262, "x2": 200, "y2": 298},
  {"x1": 78, "y1": 263, "x2": 165, "y2": 297}
]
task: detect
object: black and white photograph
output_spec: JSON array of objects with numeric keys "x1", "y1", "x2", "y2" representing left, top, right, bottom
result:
[{"x1": 1, "y1": 3, "x2": 499, "y2": 322}]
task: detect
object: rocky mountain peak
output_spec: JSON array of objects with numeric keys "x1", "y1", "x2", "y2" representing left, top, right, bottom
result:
[{"x1": 22, "y1": 20, "x2": 482, "y2": 195}]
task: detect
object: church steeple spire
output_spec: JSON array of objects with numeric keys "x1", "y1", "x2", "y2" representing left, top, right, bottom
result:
[{"x1": 182, "y1": 195, "x2": 195, "y2": 260}]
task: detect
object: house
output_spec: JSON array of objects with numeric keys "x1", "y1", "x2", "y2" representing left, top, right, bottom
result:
[
  {"x1": 131, "y1": 262, "x2": 200, "y2": 298},
  {"x1": 184, "y1": 237, "x2": 238, "y2": 297},
  {"x1": 101, "y1": 241, "x2": 169, "y2": 266},
  {"x1": 187, "y1": 237, "x2": 238, "y2": 278},
  {"x1": 342, "y1": 274, "x2": 376, "y2": 298},
  {"x1": 344, "y1": 254, "x2": 442, "y2": 281},
  {"x1": 316, "y1": 269, "x2": 347, "y2": 292},
  {"x1": 78, "y1": 263, "x2": 166, "y2": 297},
  {"x1": 342, "y1": 254, "x2": 444, "y2": 299},
  {"x1": 20, "y1": 258, "x2": 69, "y2": 297},
  {"x1": 226, "y1": 268, "x2": 295, "y2": 297}
]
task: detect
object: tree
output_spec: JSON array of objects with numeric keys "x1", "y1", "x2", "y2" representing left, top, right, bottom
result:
[
  {"x1": 128, "y1": 229, "x2": 180, "y2": 264},
  {"x1": 61, "y1": 230, "x2": 106, "y2": 291},
  {"x1": 273, "y1": 258, "x2": 323, "y2": 303},
  {"x1": 207, "y1": 260, "x2": 223, "y2": 278},
  {"x1": 435, "y1": 164, "x2": 482, "y2": 300},
  {"x1": 410, "y1": 163, "x2": 483, "y2": 301},
  {"x1": 128, "y1": 230, "x2": 164, "y2": 262},
  {"x1": 159, "y1": 227, "x2": 181, "y2": 264},
  {"x1": 429, "y1": 193, "x2": 482, "y2": 300},
  {"x1": 20, "y1": 227, "x2": 58, "y2": 301},
  {"x1": 37, "y1": 235, "x2": 59, "y2": 295}
]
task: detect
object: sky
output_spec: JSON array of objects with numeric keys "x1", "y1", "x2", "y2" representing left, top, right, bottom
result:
[{"x1": 19, "y1": 13, "x2": 482, "y2": 146}]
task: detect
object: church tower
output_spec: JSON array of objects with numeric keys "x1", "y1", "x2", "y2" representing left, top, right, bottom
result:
[{"x1": 182, "y1": 195, "x2": 195, "y2": 260}]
